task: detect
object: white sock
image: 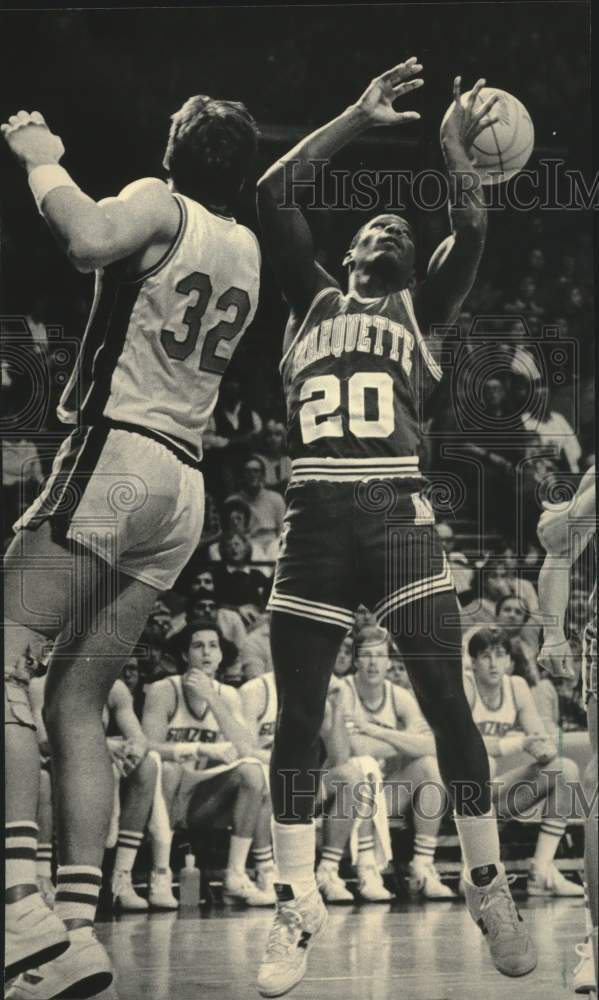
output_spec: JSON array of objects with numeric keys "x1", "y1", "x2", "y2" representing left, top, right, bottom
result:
[
  {"x1": 454, "y1": 809, "x2": 502, "y2": 882},
  {"x1": 583, "y1": 884, "x2": 594, "y2": 936},
  {"x1": 533, "y1": 820, "x2": 565, "y2": 870},
  {"x1": 319, "y1": 846, "x2": 343, "y2": 872},
  {"x1": 152, "y1": 837, "x2": 172, "y2": 872},
  {"x1": 55, "y1": 866, "x2": 102, "y2": 926},
  {"x1": 273, "y1": 820, "x2": 316, "y2": 897},
  {"x1": 114, "y1": 830, "x2": 143, "y2": 874},
  {"x1": 253, "y1": 844, "x2": 275, "y2": 872},
  {"x1": 6, "y1": 822, "x2": 38, "y2": 892},
  {"x1": 412, "y1": 834, "x2": 437, "y2": 868},
  {"x1": 36, "y1": 842, "x2": 53, "y2": 880},
  {"x1": 228, "y1": 835, "x2": 252, "y2": 875}
]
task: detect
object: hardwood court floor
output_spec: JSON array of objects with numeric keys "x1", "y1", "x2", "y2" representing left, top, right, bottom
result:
[{"x1": 96, "y1": 896, "x2": 587, "y2": 1000}]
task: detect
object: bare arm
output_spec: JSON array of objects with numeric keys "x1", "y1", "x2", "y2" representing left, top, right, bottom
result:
[
  {"x1": 239, "y1": 678, "x2": 272, "y2": 764},
  {"x1": 108, "y1": 679, "x2": 147, "y2": 744},
  {"x1": 414, "y1": 78, "x2": 499, "y2": 332},
  {"x1": 1, "y1": 111, "x2": 180, "y2": 272},
  {"x1": 537, "y1": 468, "x2": 596, "y2": 676},
  {"x1": 257, "y1": 58, "x2": 423, "y2": 316}
]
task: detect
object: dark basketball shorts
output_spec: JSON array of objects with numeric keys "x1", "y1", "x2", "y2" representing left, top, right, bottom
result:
[{"x1": 268, "y1": 478, "x2": 455, "y2": 632}]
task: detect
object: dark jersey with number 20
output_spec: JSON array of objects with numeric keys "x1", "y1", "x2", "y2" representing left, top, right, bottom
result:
[{"x1": 280, "y1": 285, "x2": 442, "y2": 474}]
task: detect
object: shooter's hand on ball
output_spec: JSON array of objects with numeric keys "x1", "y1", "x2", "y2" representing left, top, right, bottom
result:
[
  {"x1": 441, "y1": 77, "x2": 499, "y2": 161},
  {"x1": 352, "y1": 56, "x2": 424, "y2": 127},
  {"x1": 1, "y1": 110, "x2": 65, "y2": 170}
]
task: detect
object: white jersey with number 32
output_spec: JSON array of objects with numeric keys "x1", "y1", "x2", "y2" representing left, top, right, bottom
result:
[{"x1": 57, "y1": 193, "x2": 261, "y2": 461}]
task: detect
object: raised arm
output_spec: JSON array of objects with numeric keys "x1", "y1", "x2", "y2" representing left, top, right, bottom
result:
[
  {"x1": 414, "y1": 77, "x2": 499, "y2": 332},
  {"x1": 537, "y1": 467, "x2": 596, "y2": 678},
  {"x1": 1, "y1": 111, "x2": 180, "y2": 272},
  {"x1": 257, "y1": 58, "x2": 423, "y2": 317}
]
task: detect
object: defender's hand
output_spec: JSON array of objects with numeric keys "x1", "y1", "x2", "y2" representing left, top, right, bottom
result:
[
  {"x1": 353, "y1": 57, "x2": 423, "y2": 127},
  {"x1": 1, "y1": 111, "x2": 65, "y2": 169},
  {"x1": 441, "y1": 77, "x2": 499, "y2": 159}
]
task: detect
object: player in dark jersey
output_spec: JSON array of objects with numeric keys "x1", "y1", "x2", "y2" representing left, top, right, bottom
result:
[{"x1": 255, "y1": 59, "x2": 536, "y2": 997}]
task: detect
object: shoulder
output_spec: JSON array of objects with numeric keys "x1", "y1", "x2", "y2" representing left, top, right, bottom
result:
[
  {"x1": 108, "y1": 678, "x2": 132, "y2": 707},
  {"x1": 145, "y1": 676, "x2": 178, "y2": 709},
  {"x1": 116, "y1": 177, "x2": 180, "y2": 229},
  {"x1": 219, "y1": 682, "x2": 241, "y2": 709},
  {"x1": 237, "y1": 223, "x2": 262, "y2": 266},
  {"x1": 510, "y1": 674, "x2": 532, "y2": 705},
  {"x1": 390, "y1": 682, "x2": 417, "y2": 715}
]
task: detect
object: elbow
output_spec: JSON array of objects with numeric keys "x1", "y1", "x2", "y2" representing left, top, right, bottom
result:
[{"x1": 66, "y1": 226, "x2": 113, "y2": 273}]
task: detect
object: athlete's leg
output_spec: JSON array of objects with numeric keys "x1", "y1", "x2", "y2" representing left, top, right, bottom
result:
[
  {"x1": 112, "y1": 754, "x2": 158, "y2": 911},
  {"x1": 388, "y1": 589, "x2": 536, "y2": 975},
  {"x1": 494, "y1": 757, "x2": 583, "y2": 895},
  {"x1": 270, "y1": 611, "x2": 343, "y2": 899}
]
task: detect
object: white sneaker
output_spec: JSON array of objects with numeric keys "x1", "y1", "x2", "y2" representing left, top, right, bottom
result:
[
  {"x1": 357, "y1": 865, "x2": 393, "y2": 902},
  {"x1": 36, "y1": 876, "x2": 56, "y2": 911},
  {"x1": 257, "y1": 884, "x2": 328, "y2": 997},
  {"x1": 5, "y1": 893, "x2": 69, "y2": 982},
  {"x1": 528, "y1": 862, "x2": 584, "y2": 897},
  {"x1": 574, "y1": 939, "x2": 597, "y2": 994},
  {"x1": 5, "y1": 927, "x2": 113, "y2": 999},
  {"x1": 408, "y1": 860, "x2": 456, "y2": 900},
  {"x1": 316, "y1": 865, "x2": 354, "y2": 903},
  {"x1": 224, "y1": 869, "x2": 276, "y2": 906},
  {"x1": 149, "y1": 869, "x2": 179, "y2": 910},
  {"x1": 112, "y1": 869, "x2": 149, "y2": 912}
]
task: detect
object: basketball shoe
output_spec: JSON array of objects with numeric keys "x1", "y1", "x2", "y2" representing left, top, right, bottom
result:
[
  {"x1": 112, "y1": 869, "x2": 149, "y2": 912},
  {"x1": 5, "y1": 894, "x2": 69, "y2": 982},
  {"x1": 357, "y1": 865, "x2": 393, "y2": 902},
  {"x1": 408, "y1": 859, "x2": 456, "y2": 899},
  {"x1": 257, "y1": 883, "x2": 328, "y2": 997},
  {"x1": 316, "y1": 864, "x2": 354, "y2": 903},
  {"x1": 463, "y1": 865, "x2": 537, "y2": 977},
  {"x1": 6, "y1": 926, "x2": 112, "y2": 999},
  {"x1": 149, "y1": 868, "x2": 179, "y2": 910},
  {"x1": 527, "y1": 861, "x2": 584, "y2": 897}
]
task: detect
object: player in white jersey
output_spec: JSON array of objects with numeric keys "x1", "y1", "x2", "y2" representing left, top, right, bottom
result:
[
  {"x1": 142, "y1": 621, "x2": 275, "y2": 906},
  {"x1": 239, "y1": 671, "x2": 278, "y2": 755},
  {"x1": 2, "y1": 96, "x2": 260, "y2": 998},
  {"x1": 536, "y1": 466, "x2": 597, "y2": 991},
  {"x1": 464, "y1": 627, "x2": 583, "y2": 896},
  {"x1": 338, "y1": 626, "x2": 456, "y2": 900}
]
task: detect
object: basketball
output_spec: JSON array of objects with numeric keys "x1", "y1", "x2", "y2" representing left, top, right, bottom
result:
[{"x1": 441, "y1": 86, "x2": 535, "y2": 185}]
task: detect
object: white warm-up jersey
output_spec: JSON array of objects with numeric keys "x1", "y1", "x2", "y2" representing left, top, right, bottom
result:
[
  {"x1": 470, "y1": 675, "x2": 518, "y2": 737},
  {"x1": 165, "y1": 675, "x2": 231, "y2": 772},
  {"x1": 57, "y1": 193, "x2": 261, "y2": 462},
  {"x1": 241, "y1": 672, "x2": 277, "y2": 750}
]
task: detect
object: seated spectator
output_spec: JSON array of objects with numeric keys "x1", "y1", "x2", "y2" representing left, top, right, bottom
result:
[
  {"x1": 226, "y1": 454, "x2": 286, "y2": 552},
  {"x1": 336, "y1": 626, "x2": 456, "y2": 900},
  {"x1": 2, "y1": 436, "x2": 44, "y2": 526},
  {"x1": 521, "y1": 384, "x2": 582, "y2": 473},
  {"x1": 239, "y1": 613, "x2": 273, "y2": 680},
  {"x1": 504, "y1": 275, "x2": 545, "y2": 318},
  {"x1": 495, "y1": 594, "x2": 539, "y2": 684},
  {"x1": 184, "y1": 588, "x2": 247, "y2": 653},
  {"x1": 460, "y1": 559, "x2": 511, "y2": 630},
  {"x1": 209, "y1": 497, "x2": 279, "y2": 574},
  {"x1": 211, "y1": 531, "x2": 271, "y2": 624},
  {"x1": 332, "y1": 633, "x2": 354, "y2": 678},
  {"x1": 464, "y1": 627, "x2": 583, "y2": 896},
  {"x1": 142, "y1": 620, "x2": 275, "y2": 905},
  {"x1": 256, "y1": 419, "x2": 292, "y2": 494}
]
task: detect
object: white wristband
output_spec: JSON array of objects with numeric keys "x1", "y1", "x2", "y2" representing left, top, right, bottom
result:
[{"x1": 28, "y1": 164, "x2": 79, "y2": 213}]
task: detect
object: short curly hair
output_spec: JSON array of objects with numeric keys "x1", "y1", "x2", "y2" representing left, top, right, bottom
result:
[{"x1": 163, "y1": 95, "x2": 259, "y2": 207}]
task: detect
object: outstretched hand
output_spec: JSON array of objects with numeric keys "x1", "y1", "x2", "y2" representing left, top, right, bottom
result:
[
  {"x1": 441, "y1": 77, "x2": 499, "y2": 160},
  {"x1": 353, "y1": 56, "x2": 424, "y2": 127}
]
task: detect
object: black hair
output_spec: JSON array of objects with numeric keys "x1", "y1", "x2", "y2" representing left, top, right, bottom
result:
[
  {"x1": 468, "y1": 626, "x2": 512, "y2": 660},
  {"x1": 164, "y1": 95, "x2": 259, "y2": 208},
  {"x1": 179, "y1": 617, "x2": 224, "y2": 655}
]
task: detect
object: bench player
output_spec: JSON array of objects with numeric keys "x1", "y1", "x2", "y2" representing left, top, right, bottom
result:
[
  {"x1": 255, "y1": 59, "x2": 536, "y2": 996},
  {"x1": 464, "y1": 626, "x2": 583, "y2": 897},
  {"x1": 3, "y1": 95, "x2": 260, "y2": 998},
  {"x1": 537, "y1": 466, "x2": 597, "y2": 993}
]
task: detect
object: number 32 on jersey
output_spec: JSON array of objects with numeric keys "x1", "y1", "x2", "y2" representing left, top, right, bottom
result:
[{"x1": 299, "y1": 372, "x2": 394, "y2": 443}]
